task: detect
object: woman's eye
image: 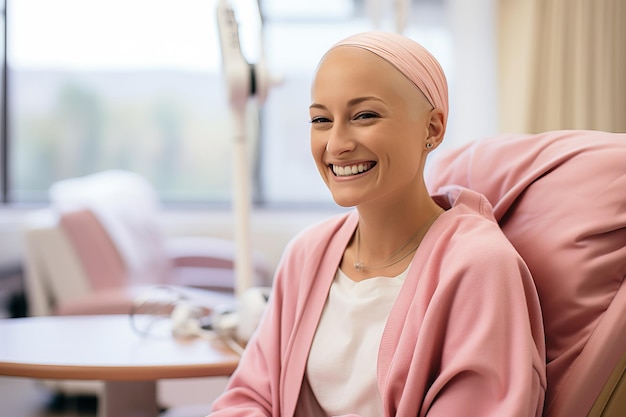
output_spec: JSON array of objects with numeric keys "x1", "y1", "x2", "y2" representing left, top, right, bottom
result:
[
  {"x1": 355, "y1": 112, "x2": 378, "y2": 120},
  {"x1": 310, "y1": 116, "x2": 331, "y2": 124}
]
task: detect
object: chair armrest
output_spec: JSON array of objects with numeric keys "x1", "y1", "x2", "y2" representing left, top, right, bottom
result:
[
  {"x1": 165, "y1": 236, "x2": 237, "y2": 268},
  {"x1": 164, "y1": 236, "x2": 272, "y2": 289}
]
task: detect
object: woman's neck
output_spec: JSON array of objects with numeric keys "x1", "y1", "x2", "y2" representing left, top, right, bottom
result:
[{"x1": 342, "y1": 196, "x2": 444, "y2": 281}]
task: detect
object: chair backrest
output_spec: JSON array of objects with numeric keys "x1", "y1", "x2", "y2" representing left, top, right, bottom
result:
[
  {"x1": 21, "y1": 207, "x2": 134, "y2": 315},
  {"x1": 59, "y1": 208, "x2": 127, "y2": 291},
  {"x1": 426, "y1": 130, "x2": 626, "y2": 417},
  {"x1": 49, "y1": 170, "x2": 171, "y2": 285}
]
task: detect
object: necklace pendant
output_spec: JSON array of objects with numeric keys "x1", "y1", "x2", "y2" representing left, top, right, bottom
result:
[{"x1": 354, "y1": 261, "x2": 364, "y2": 272}]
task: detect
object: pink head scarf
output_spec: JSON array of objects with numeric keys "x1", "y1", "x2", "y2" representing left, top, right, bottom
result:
[{"x1": 329, "y1": 31, "x2": 449, "y2": 131}]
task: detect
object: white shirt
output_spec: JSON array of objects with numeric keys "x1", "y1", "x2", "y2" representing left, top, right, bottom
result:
[{"x1": 296, "y1": 267, "x2": 408, "y2": 417}]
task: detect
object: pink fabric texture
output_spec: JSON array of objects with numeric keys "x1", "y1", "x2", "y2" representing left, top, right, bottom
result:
[
  {"x1": 209, "y1": 187, "x2": 545, "y2": 417},
  {"x1": 59, "y1": 209, "x2": 127, "y2": 292},
  {"x1": 425, "y1": 130, "x2": 626, "y2": 417},
  {"x1": 330, "y1": 31, "x2": 449, "y2": 130}
]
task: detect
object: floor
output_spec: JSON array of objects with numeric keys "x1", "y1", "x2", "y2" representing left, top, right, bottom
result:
[{"x1": 0, "y1": 376, "x2": 228, "y2": 417}]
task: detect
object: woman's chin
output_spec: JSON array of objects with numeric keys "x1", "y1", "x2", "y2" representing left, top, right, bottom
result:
[{"x1": 329, "y1": 192, "x2": 360, "y2": 208}]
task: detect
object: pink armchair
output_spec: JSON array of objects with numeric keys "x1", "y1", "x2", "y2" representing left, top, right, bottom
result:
[{"x1": 22, "y1": 170, "x2": 272, "y2": 317}]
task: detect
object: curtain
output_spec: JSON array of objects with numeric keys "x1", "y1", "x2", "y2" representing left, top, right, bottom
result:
[{"x1": 498, "y1": 0, "x2": 626, "y2": 133}]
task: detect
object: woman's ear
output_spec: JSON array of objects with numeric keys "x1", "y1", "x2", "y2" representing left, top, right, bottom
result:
[{"x1": 427, "y1": 108, "x2": 445, "y2": 147}]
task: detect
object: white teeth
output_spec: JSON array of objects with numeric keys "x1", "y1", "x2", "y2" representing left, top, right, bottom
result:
[{"x1": 332, "y1": 163, "x2": 372, "y2": 177}]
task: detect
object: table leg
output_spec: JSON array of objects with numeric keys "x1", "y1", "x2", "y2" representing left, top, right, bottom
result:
[{"x1": 100, "y1": 380, "x2": 159, "y2": 417}]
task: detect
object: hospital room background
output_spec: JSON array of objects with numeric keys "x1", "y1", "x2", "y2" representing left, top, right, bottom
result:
[{"x1": 0, "y1": 0, "x2": 624, "y2": 416}]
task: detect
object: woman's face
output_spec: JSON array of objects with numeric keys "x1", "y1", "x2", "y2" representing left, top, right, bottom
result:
[{"x1": 309, "y1": 46, "x2": 435, "y2": 208}]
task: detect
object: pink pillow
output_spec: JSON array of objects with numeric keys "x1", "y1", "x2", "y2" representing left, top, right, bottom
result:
[{"x1": 426, "y1": 130, "x2": 626, "y2": 416}]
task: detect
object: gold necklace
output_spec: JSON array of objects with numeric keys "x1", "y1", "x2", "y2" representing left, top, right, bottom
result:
[{"x1": 353, "y1": 209, "x2": 444, "y2": 272}]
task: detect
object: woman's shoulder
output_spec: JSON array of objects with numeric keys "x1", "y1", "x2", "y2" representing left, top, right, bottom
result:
[
  {"x1": 433, "y1": 186, "x2": 525, "y2": 262},
  {"x1": 423, "y1": 210, "x2": 532, "y2": 299}
]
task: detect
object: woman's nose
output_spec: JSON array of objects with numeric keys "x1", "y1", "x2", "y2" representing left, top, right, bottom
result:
[{"x1": 325, "y1": 124, "x2": 355, "y2": 155}]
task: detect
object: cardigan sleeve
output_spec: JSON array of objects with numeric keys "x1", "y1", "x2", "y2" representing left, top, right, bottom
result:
[
  {"x1": 207, "y1": 292, "x2": 281, "y2": 416},
  {"x1": 419, "y1": 232, "x2": 546, "y2": 417},
  {"x1": 208, "y1": 213, "x2": 354, "y2": 417}
]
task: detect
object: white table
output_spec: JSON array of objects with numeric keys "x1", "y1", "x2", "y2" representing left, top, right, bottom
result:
[{"x1": 0, "y1": 315, "x2": 240, "y2": 417}]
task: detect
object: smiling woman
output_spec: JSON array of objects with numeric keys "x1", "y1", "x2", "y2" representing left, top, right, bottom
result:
[{"x1": 207, "y1": 31, "x2": 546, "y2": 417}]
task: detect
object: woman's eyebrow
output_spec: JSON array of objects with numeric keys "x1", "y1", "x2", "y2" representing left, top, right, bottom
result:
[
  {"x1": 309, "y1": 102, "x2": 326, "y2": 111},
  {"x1": 347, "y1": 96, "x2": 384, "y2": 107},
  {"x1": 309, "y1": 96, "x2": 384, "y2": 111}
]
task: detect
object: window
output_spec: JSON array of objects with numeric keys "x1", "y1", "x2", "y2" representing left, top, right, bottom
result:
[{"x1": 3, "y1": 0, "x2": 452, "y2": 205}]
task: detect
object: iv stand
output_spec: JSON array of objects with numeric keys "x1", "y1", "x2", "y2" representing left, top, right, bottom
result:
[{"x1": 216, "y1": 0, "x2": 274, "y2": 298}]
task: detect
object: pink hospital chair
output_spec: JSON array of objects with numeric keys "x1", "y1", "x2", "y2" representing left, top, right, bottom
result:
[
  {"x1": 426, "y1": 130, "x2": 626, "y2": 417},
  {"x1": 22, "y1": 170, "x2": 271, "y2": 317}
]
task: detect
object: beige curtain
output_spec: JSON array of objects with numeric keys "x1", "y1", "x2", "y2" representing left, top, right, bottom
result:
[{"x1": 498, "y1": 0, "x2": 626, "y2": 133}]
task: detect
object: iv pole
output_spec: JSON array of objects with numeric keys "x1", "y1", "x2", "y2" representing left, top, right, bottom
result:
[{"x1": 216, "y1": 0, "x2": 274, "y2": 299}]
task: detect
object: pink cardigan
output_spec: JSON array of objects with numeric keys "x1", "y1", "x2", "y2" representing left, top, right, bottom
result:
[{"x1": 209, "y1": 186, "x2": 546, "y2": 417}]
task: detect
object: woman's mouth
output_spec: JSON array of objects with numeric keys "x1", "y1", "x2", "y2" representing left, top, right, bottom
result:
[{"x1": 331, "y1": 162, "x2": 376, "y2": 177}]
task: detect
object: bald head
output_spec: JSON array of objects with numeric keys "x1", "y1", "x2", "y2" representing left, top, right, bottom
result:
[{"x1": 324, "y1": 31, "x2": 449, "y2": 133}]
